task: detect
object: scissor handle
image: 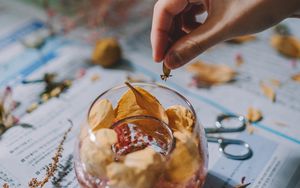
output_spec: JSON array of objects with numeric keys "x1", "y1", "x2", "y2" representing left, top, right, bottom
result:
[
  {"x1": 215, "y1": 114, "x2": 246, "y2": 132},
  {"x1": 219, "y1": 137, "x2": 252, "y2": 160}
]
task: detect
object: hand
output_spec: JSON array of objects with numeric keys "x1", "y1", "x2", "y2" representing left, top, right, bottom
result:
[{"x1": 151, "y1": 0, "x2": 300, "y2": 69}]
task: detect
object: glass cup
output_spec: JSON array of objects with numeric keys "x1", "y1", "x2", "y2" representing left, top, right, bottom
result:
[{"x1": 74, "y1": 83, "x2": 208, "y2": 188}]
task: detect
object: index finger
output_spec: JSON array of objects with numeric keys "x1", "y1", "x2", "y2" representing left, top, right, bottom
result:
[{"x1": 151, "y1": 0, "x2": 189, "y2": 62}]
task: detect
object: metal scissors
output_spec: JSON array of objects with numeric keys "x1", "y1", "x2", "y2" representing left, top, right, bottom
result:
[{"x1": 205, "y1": 114, "x2": 253, "y2": 160}]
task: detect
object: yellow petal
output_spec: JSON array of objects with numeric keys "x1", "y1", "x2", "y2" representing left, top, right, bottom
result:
[
  {"x1": 246, "y1": 107, "x2": 263, "y2": 123},
  {"x1": 187, "y1": 61, "x2": 237, "y2": 86},
  {"x1": 270, "y1": 35, "x2": 300, "y2": 58},
  {"x1": 115, "y1": 82, "x2": 168, "y2": 124},
  {"x1": 165, "y1": 131, "x2": 200, "y2": 183},
  {"x1": 88, "y1": 99, "x2": 115, "y2": 131},
  {"x1": 260, "y1": 82, "x2": 276, "y2": 102},
  {"x1": 291, "y1": 72, "x2": 300, "y2": 83},
  {"x1": 166, "y1": 105, "x2": 195, "y2": 132}
]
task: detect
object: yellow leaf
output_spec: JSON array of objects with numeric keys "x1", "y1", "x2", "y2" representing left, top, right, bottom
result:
[
  {"x1": 260, "y1": 82, "x2": 276, "y2": 102},
  {"x1": 291, "y1": 72, "x2": 300, "y2": 83},
  {"x1": 88, "y1": 99, "x2": 115, "y2": 131},
  {"x1": 227, "y1": 35, "x2": 256, "y2": 44},
  {"x1": 165, "y1": 131, "x2": 200, "y2": 183},
  {"x1": 166, "y1": 105, "x2": 195, "y2": 132},
  {"x1": 187, "y1": 61, "x2": 237, "y2": 86},
  {"x1": 270, "y1": 35, "x2": 300, "y2": 58},
  {"x1": 246, "y1": 107, "x2": 263, "y2": 123},
  {"x1": 115, "y1": 82, "x2": 168, "y2": 124}
]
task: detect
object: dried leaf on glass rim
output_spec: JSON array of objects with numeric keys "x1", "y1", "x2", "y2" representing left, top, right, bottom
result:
[
  {"x1": 247, "y1": 107, "x2": 263, "y2": 123},
  {"x1": 92, "y1": 37, "x2": 122, "y2": 67},
  {"x1": 166, "y1": 105, "x2": 195, "y2": 132},
  {"x1": 165, "y1": 131, "x2": 200, "y2": 183},
  {"x1": 107, "y1": 147, "x2": 163, "y2": 188},
  {"x1": 187, "y1": 61, "x2": 237, "y2": 86},
  {"x1": 88, "y1": 99, "x2": 115, "y2": 131},
  {"x1": 227, "y1": 35, "x2": 256, "y2": 44},
  {"x1": 291, "y1": 72, "x2": 300, "y2": 83},
  {"x1": 270, "y1": 35, "x2": 300, "y2": 58},
  {"x1": 80, "y1": 128, "x2": 117, "y2": 178},
  {"x1": 115, "y1": 82, "x2": 169, "y2": 124},
  {"x1": 260, "y1": 82, "x2": 276, "y2": 102}
]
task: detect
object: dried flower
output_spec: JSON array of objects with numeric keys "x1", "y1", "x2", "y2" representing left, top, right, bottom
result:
[
  {"x1": 270, "y1": 35, "x2": 300, "y2": 58},
  {"x1": 0, "y1": 87, "x2": 19, "y2": 135},
  {"x1": 166, "y1": 105, "x2": 195, "y2": 132},
  {"x1": 260, "y1": 82, "x2": 276, "y2": 102},
  {"x1": 28, "y1": 124, "x2": 72, "y2": 188},
  {"x1": 235, "y1": 54, "x2": 244, "y2": 67},
  {"x1": 234, "y1": 176, "x2": 251, "y2": 188},
  {"x1": 291, "y1": 72, "x2": 300, "y2": 83},
  {"x1": 187, "y1": 61, "x2": 237, "y2": 87},
  {"x1": 92, "y1": 37, "x2": 122, "y2": 67},
  {"x1": 247, "y1": 107, "x2": 263, "y2": 123},
  {"x1": 161, "y1": 63, "x2": 172, "y2": 81}
]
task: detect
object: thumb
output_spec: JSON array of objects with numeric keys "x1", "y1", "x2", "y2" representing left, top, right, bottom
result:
[{"x1": 164, "y1": 17, "x2": 228, "y2": 69}]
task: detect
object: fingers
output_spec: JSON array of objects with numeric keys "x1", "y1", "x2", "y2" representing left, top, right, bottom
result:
[
  {"x1": 164, "y1": 16, "x2": 227, "y2": 69},
  {"x1": 151, "y1": 0, "x2": 189, "y2": 62}
]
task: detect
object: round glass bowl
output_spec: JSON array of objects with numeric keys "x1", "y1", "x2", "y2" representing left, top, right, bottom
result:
[{"x1": 74, "y1": 83, "x2": 208, "y2": 188}]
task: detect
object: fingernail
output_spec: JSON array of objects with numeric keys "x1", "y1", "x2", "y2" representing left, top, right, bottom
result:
[{"x1": 164, "y1": 51, "x2": 183, "y2": 69}]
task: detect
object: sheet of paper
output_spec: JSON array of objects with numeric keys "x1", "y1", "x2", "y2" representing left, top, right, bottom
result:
[{"x1": 1, "y1": 1, "x2": 300, "y2": 188}]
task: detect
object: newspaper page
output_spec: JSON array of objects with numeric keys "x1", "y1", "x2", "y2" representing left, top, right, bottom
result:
[{"x1": 1, "y1": 1, "x2": 300, "y2": 188}]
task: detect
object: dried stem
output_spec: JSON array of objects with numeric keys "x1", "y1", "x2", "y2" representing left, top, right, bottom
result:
[{"x1": 28, "y1": 125, "x2": 72, "y2": 188}]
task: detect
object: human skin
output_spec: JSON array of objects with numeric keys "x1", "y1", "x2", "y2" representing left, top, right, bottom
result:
[{"x1": 151, "y1": 0, "x2": 300, "y2": 69}]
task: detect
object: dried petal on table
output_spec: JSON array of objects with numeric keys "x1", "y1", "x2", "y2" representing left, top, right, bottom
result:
[
  {"x1": 227, "y1": 35, "x2": 256, "y2": 44},
  {"x1": 80, "y1": 128, "x2": 117, "y2": 178},
  {"x1": 88, "y1": 99, "x2": 115, "y2": 131},
  {"x1": 165, "y1": 131, "x2": 200, "y2": 183},
  {"x1": 260, "y1": 82, "x2": 276, "y2": 102},
  {"x1": 187, "y1": 61, "x2": 237, "y2": 86},
  {"x1": 166, "y1": 105, "x2": 195, "y2": 132},
  {"x1": 291, "y1": 72, "x2": 300, "y2": 83},
  {"x1": 92, "y1": 37, "x2": 122, "y2": 67},
  {"x1": 247, "y1": 107, "x2": 263, "y2": 123},
  {"x1": 270, "y1": 35, "x2": 300, "y2": 58},
  {"x1": 115, "y1": 82, "x2": 169, "y2": 124}
]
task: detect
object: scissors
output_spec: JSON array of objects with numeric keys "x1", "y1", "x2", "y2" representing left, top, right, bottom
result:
[{"x1": 205, "y1": 114, "x2": 253, "y2": 160}]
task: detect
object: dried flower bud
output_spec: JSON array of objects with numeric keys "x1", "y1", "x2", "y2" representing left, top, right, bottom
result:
[
  {"x1": 247, "y1": 107, "x2": 262, "y2": 123},
  {"x1": 92, "y1": 37, "x2": 122, "y2": 67},
  {"x1": 161, "y1": 63, "x2": 172, "y2": 81}
]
